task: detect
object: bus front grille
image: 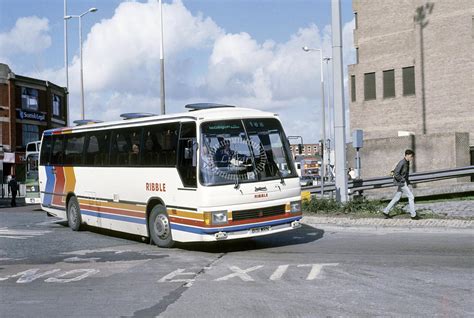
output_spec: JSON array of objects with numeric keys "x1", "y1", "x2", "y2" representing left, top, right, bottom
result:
[{"x1": 232, "y1": 205, "x2": 286, "y2": 221}]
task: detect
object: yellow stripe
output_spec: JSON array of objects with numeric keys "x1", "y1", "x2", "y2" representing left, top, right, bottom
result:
[{"x1": 63, "y1": 167, "x2": 76, "y2": 194}]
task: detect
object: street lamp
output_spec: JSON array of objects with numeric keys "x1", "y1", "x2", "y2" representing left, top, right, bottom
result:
[
  {"x1": 323, "y1": 56, "x2": 332, "y2": 180},
  {"x1": 302, "y1": 46, "x2": 329, "y2": 197},
  {"x1": 64, "y1": 7, "x2": 98, "y2": 120}
]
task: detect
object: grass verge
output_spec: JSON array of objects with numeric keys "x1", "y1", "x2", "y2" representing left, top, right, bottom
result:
[{"x1": 303, "y1": 197, "x2": 442, "y2": 219}]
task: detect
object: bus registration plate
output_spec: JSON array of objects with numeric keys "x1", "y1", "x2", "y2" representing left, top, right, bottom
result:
[{"x1": 251, "y1": 226, "x2": 271, "y2": 233}]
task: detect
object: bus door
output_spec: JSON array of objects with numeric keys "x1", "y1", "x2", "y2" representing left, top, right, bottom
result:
[{"x1": 177, "y1": 122, "x2": 197, "y2": 188}]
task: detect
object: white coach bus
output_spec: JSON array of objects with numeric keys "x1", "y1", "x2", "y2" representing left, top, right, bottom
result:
[{"x1": 39, "y1": 104, "x2": 302, "y2": 247}]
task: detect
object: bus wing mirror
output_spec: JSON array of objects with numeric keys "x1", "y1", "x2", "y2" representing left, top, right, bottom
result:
[{"x1": 298, "y1": 144, "x2": 302, "y2": 154}]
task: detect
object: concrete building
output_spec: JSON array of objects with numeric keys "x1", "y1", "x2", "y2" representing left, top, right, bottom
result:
[
  {"x1": 0, "y1": 63, "x2": 68, "y2": 182},
  {"x1": 349, "y1": 0, "x2": 473, "y2": 140},
  {"x1": 347, "y1": 0, "x2": 473, "y2": 190}
]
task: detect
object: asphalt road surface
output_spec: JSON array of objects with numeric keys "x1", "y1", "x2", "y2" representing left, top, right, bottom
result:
[{"x1": 1, "y1": 205, "x2": 473, "y2": 317}]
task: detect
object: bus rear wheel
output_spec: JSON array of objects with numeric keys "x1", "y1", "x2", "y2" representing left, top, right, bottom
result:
[
  {"x1": 149, "y1": 205, "x2": 174, "y2": 248},
  {"x1": 67, "y1": 196, "x2": 83, "y2": 231}
]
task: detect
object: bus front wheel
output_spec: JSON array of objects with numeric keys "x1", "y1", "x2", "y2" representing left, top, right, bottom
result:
[
  {"x1": 67, "y1": 196, "x2": 83, "y2": 231},
  {"x1": 149, "y1": 205, "x2": 174, "y2": 248}
]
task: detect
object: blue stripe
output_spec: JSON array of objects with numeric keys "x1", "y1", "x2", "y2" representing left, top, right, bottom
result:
[
  {"x1": 81, "y1": 209, "x2": 146, "y2": 225},
  {"x1": 43, "y1": 166, "x2": 56, "y2": 206},
  {"x1": 171, "y1": 216, "x2": 302, "y2": 234}
]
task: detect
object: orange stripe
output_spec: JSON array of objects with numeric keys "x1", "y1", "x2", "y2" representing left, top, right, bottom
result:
[{"x1": 80, "y1": 203, "x2": 145, "y2": 218}]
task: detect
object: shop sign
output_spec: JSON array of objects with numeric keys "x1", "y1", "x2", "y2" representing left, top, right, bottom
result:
[{"x1": 16, "y1": 109, "x2": 46, "y2": 122}]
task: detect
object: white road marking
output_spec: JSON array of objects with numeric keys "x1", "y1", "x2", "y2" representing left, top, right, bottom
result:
[
  {"x1": 45, "y1": 269, "x2": 99, "y2": 283},
  {"x1": 215, "y1": 265, "x2": 263, "y2": 282},
  {"x1": 0, "y1": 269, "x2": 61, "y2": 284},
  {"x1": 0, "y1": 268, "x2": 99, "y2": 284},
  {"x1": 297, "y1": 263, "x2": 339, "y2": 280},
  {"x1": 158, "y1": 269, "x2": 196, "y2": 287},
  {"x1": 269, "y1": 264, "x2": 289, "y2": 281},
  {"x1": 0, "y1": 228, "x2": 51, "y2": 240},
  {"x1": 63, "y1": 257, "x2": 101, "y2": 263}
]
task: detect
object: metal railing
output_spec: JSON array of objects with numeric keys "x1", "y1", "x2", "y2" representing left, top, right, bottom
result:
[{"x1": 303, "y1": 165, "x2": 474, "y2": 194}]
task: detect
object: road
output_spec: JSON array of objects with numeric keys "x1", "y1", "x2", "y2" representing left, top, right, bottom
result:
[{"x1": 0, "y1": 205, "x2": 473, "y2": 317}]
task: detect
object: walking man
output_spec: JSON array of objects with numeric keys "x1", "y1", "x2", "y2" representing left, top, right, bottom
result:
[
  {"x1": 8, "y1": 175, "x2": 19, "y2": 207},
  {"x1": 383, "y1": 149, "x2": 419, "y2": 220}
]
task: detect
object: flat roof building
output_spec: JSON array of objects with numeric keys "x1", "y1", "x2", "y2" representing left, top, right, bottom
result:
[{"x1": 0, "y1": 63, "x2": 68, "y2": 182}]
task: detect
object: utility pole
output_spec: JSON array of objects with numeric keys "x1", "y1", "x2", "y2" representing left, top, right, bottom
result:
[
  {"x1": 159, "y1": 0, "x2": 166, "y2": 115},
  {"x1": 331, "y1": 0, "x2": 348, "y2": 202}
]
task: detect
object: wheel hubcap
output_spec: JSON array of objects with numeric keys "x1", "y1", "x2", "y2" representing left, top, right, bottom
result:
[
  {"x1": 69, "y1": 204, "x2": 77, "y2": 225},
  {"x1": 154, "y1": 214, "x2": 170, "y2": 239}
]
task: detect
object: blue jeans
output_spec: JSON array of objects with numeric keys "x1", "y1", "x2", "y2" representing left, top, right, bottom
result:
[{"x1": 384, "y1": 182, "x2": 416, "y2": 217}]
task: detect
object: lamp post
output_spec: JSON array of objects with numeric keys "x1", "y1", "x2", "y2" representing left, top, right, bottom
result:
[
  {"x1": 64, "y1": 7, "x2": 98, "y2": 120},
  {"x1": 302, "y1": 46, "x2": 328, "y2": 197},
  {"x1": 323, "y1": 56, "x2": 332, "y2": 180},
  {"x1": 64, "y1": 0, "x2": 69, "y2": 126}
]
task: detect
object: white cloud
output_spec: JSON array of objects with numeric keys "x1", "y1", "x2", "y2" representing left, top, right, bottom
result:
[{"x1": 0, "y1": 16, "x2": 51, "y2": 55}]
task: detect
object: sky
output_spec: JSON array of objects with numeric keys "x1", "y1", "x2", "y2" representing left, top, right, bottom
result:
[{"x1": 0, "y1": 0, "x2": 355, "y2": 144}]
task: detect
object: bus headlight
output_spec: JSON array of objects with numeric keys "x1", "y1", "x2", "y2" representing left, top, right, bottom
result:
[
  {"x1": 290, "y1": 200, "x2": 301, "y2": 213},
  {"x1": 204, "y1": 211, "x2": 228, "y2": 225}
]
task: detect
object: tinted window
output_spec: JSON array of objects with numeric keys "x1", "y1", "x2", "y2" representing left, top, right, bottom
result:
[
  {"x1": 351, "y1": 75, "x2": 356, "y2": 102},
  {"x1": 383, "y1": 69, "x2": 395, "y2": 98},
  {"x1": 40, "y1": 135, "x2": 52, "y2": 165},
  {"x1": 50, "y1": 135, "x2": 65, "y2": 165},
  {"x1": 110, "y1": 128, "x2": 142, "y2": 166},
  {"x1": 85, "y1": 131, "x2": 110, "y2": 166},
  {"x1": 64, "y1": 134, "x2": 85, "y2": 165},
  {"x1": 364, "y1": 72, "x2": 376, "y2": 101},
  {"x1": 403, "y1": 66, "x2": 415, "y2": 96},
  {"x1": 142, "y1": 122, "x2": 179, "y2": 167}
]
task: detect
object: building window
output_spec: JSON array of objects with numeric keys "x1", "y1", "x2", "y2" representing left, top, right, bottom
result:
[
  {"x1": 354, "y1": 12, "x2": 358, "y2": 29},
  {"x1": 21, "y1": 87, "x2": 39, "y2": 111},
  {"x1": 356, "y1": 47, "x2": 359, "y2": 64},
  {"x1": 351, "y1": 75, "x2": 356, "y2": 102},
  {"x1": 22, "y1": 124, "x2": 39, "y2": 146},
  {"x1": 402, "y1": 66, "x2": 415, "y2": 96},
  {"x1": 383, "y1": 69, "x2": 395, "y2": 98},
  {"x1": 53, "y1": 94, "x2": 61, "y2": 117},
  {"x1": 364, "y1": 72, "x2": 376, "y2": 101}
]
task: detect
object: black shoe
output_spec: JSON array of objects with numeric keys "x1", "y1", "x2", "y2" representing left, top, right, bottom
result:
[
  {"x1": 411, "y1": 215, "x2": 421, "y2": 220},
  {"x1": 383, "y1": 212, "x2": 392, "y2": 219}
]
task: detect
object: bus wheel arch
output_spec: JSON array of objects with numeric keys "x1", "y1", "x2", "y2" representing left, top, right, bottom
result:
[
  {"x1": 66, "y1": 193, "x2": 83, "y2": 231},
  {"x1": 147, "y1": 198, "x2": 174, "y2": 248}
]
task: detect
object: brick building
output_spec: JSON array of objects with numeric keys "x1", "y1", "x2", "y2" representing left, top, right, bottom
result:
[
  {"x1": 348, "y1": 0, "x2": 473, "y2": 141},
  {"x1": 0, "y1": 63, "x2": 68, "y2": 182},
  {"x1": 346, "y1": 0, "x2": 473, "y2": 189}
]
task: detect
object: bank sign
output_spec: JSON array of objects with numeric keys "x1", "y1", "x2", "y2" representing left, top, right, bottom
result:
[{"x1": 16, "y1": 109, "x2": 46, "y2": 122}]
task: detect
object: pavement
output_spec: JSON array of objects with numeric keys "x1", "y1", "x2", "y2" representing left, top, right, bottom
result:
[
  {"x1": 302, "y1": 198, "x2": 474, "y2": 230},
  {"x1": 0, "y1": 197, "x2": 25, "y2": 208},
  {"x1": 301, "y1": 215, "x2": 474, "y2": 232}
]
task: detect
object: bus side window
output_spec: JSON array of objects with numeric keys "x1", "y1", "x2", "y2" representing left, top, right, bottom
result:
[
  {"x1": 84, "y1": 132, "x2": 109, "y2": 166},
  {"x1": 40, "y1": 135, "x2": 53, "y2": 166},
  {"x1": 64, "y1": 134, "x2": 85, "y2": 165},
  {"x1": 50, "y1": 135, "x2": 65, "y2": 165},
  {"x1": 177, "y1": 122, "x2": 197, "y2": 187},
  {"x1": 143, "y1": 122, "x2": 179, "y2": 167}
]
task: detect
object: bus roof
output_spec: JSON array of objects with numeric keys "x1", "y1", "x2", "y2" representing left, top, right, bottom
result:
[{"x1": 43, "y1": 106, "x2": 278, "y2": 136}]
